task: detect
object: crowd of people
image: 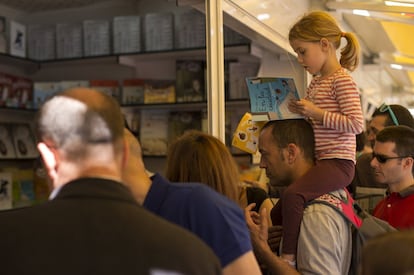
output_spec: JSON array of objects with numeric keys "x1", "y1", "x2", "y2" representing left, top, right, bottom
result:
[{"x1": 0, "y1": 9, "x2": 412, "y2": 275}]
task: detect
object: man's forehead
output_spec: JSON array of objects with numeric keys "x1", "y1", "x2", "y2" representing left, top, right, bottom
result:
[{"x1": 373, "y1": 140, "x2": 396, "y2": 154}]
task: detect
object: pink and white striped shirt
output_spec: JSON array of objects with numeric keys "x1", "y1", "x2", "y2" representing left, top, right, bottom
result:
[{"x1": 306, "y1": 68, "x2": 364, "y2": 163}]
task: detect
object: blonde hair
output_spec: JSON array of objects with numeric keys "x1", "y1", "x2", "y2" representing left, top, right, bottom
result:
[
  {"x1": 165, "y1": 130, "x2": 240, "y2": 204},
  {"x1": 289, "y1": 11, "x2": 360, "y2": 72}
]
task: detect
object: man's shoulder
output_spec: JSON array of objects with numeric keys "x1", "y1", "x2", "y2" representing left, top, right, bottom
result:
[
  {"x1": 151, "y1": 173, "x2": 238, "y2": 207},
  {"x1": 304, "y1": 189, "x2": 348, "y2": 218}
]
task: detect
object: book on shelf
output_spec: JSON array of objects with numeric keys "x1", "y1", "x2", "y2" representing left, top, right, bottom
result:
[
  {"x1": 176, "y1": 60, "x2": 205, "y2": 103},
  {"x1": 83, "y1": 19, "x2": 111, "y2": 57},
  {"x1": 56, "y1": 22, "x2": 83, "y2": 59},
  {"x1": 246, "y1": 77, "x2": 303, "y2": 121},
  {"x1": 11, "y1": 75, "x2": 33, "y2": 109},
  {"x1": 4, "y1": 167, "x2": 35, "y2": 208},
  {"x1": 122, "y1": 79, "x2": 145, "y2": 105},
  {"x1": 226, "y1": 109, "x2": 248, "y2": 154},
  {"x1": 168, "y1": 111, "x2": 202, "y2": 143},
  {"x1": 140, "y1": 110, "x2": 169, "y2": 156},
  {"x1": 113, "y1": 15, "x2": 141, "y2": 54},
  {"x1": 123, "y1": 109, "x2": 140, "y2": 137},
  {"x1": 228, "y1": 62, "x2": 260, "y2": 100},
  {"x1": 232, "y1": 112, "x2": 265, "y2": 154},
  {"x1": 0, "y1": 124, "x2": 16, "y2": 159},
  {"x1": 0, "y1": 16, "x2": 6, "y2": 54},
  {"x1": 11, "y1": 123, "x2": 38, "y2": 159},
  {"x1": 174, "y1": 9, "x2": 205, "y2": 49},
  {"x1": 0, "y1": 172, "x2": 12, "y2": 210},
  {"x1": 0, "y1": 72, "x2": 13, "y2": 107},
  {"x1": 144, "y1": 80, "x2": 175, "y2": 104},
  {"x1": 143, "y1": 12, "x2": 174, "y2": 51},
  {"x1": 59, "y1": 80, "x2": 89, "y2": 91},
  {"x1": 89, "y1": 80, "x2": 120, "y2": 102},
  {"x1": 28, "y1": 24, "x2": 56, "y2": 61},
  {"x1": 33, "y1": 81, "x2": 61, "y2": 109},
  {"x1": 9, "y1": 20, "x2": 26, "y2": 58}
]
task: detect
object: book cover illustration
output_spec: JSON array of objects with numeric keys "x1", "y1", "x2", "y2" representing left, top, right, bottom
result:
[
  {"x1": 11, "y1": 124, "x2": 38, "y2": 159},
  {"x1": 33, "y1": 81, "x2": 60, "y2": 109},
  {"x1": 89, "y1": 80, "x2": 120, "y2": 102},
  {"x1": 140, "y1": 110, "x2": 169, "y2": 156},
  {"x1": 176, "y1": 60, "x2": 205, "y2": 103},
  {"x1": 232, "y1": 112, "x2": 265, "y2": 154},
  {"x1": 144, "y1": 80, "x2": 175, "y2": 104},
  {"x1": 0, "y1": 72, "x2": 13, "y2": 107},
  {"x1": 122, "y1": 79, "x2": 145, "y2": 105},
  {"x1": 246, "y1": 77, "x2": 303, "y2": 121},
  {"x1": 0, "y1": 172, "x2": 12, "y2": 210},
  {"x1": 11, "y1": 75, "x2": 33, "y2": 109},
  {"x1": 9, "y1": 20, "x2": 26, "y2": 58},
  {"x1": 168, "y1": 111, "x2": 202, "y2": 143},
  {"x1": 0, "y1": 124, "x2": 16, "y2": 159}
]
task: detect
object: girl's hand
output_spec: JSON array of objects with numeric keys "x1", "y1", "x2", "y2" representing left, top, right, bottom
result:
[{"x1": 288, "y1": 99, "x2": 325, "y2": 121}]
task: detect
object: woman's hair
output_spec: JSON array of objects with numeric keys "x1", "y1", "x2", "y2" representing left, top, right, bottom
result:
[
  {"x1": 289, "y1": 10, "x2": 360, "y2": 72},
  {"x1": 165, "y1": 130, "x2": 240, "y2": 203}
]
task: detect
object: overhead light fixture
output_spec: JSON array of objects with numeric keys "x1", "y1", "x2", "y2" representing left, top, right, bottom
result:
[
  {"x1": 385, "y1": 1, "x2": 414, "y2": 8},
  {"x1": 352, "y1": 9, "x2": 371, "y2": 16},
  {"x1": 390, "y1": 63, "x2": 404, "y2": 70},
  {"x1": 257, "y1": 13, "x2": 270, "y2": 21}
]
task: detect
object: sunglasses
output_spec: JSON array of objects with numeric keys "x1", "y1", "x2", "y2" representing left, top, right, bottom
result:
[
  {"x1": 371, "y1": 152, "x2": 411, "y2": 164},
  {"x1": 379, "y1": 103, "x2": 399, "y2": 126}
]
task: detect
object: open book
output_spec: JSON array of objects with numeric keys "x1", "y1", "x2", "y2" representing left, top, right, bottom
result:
[{"x1": 245, "y1": 77, "x2": 303, "y2": 121}]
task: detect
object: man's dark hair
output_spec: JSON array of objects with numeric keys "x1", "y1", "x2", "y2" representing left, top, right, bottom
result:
[
  {"x1": 376, "y1": 125, "x2": 414, "y2": 174},
  {"x1": 372, "y1": 104, "x2": 414, "y2": 128},
  {"x1": 262, "y1": 119, "x2": 315, "y2": 162}
]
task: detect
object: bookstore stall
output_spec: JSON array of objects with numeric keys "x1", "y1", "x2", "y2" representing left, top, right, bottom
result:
[{"x1": 0, "y1": 0, "x2": 311, "y2": 210}]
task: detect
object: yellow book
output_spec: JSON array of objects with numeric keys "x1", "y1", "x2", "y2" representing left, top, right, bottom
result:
[{"x1": 232, "y1": 112, "x2": 265, "y2": 154}]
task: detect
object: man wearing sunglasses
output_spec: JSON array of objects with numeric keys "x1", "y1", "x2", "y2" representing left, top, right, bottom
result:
[
  {"x1": 351, "y1": 104, "x2": 414, "y2": 192},
  {"x1": 371, "y1": 125, "x2": 414, "y2": 229}
]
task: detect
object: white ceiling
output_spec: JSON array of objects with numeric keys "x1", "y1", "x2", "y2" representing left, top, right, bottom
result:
[
  {"x1": 223, "y1": 0, "x2": 414, "y2": 108},
  {"x1": 0, "y1": 0, "x2": 413, "y2": 107}
]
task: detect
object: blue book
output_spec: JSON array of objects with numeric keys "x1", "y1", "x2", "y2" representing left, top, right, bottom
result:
[{"x1": 245, "y1": 77, "x2": 303, "y2": 121}]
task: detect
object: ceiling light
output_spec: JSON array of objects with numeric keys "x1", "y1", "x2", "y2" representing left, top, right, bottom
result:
[
  {"x1": 257, "y1": 13, "x2": 270, "y2": 21},
  {"x1": 390, "y1": 63, "x2": 404, "y2": 70},
  {"x1": 352, "y1": 9, "x2": 370, "y2": 16},
  {"x1": 385, "y1": 1, "x2": 414, "y2": 7}
]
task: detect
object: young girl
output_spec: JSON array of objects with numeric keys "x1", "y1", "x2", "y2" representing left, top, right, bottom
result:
[{"x1": 272, "y1": 11, "x2": 364, "y2": 266}]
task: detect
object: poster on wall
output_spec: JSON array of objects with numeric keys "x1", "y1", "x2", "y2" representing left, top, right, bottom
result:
[{"x1": 9, "y1": 20, "x2": 26, "y2": 58}]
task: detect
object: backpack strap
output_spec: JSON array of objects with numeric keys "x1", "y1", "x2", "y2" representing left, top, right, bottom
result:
[{"x1": 308, "y1": 189, "x2": 362, "y2": 228}]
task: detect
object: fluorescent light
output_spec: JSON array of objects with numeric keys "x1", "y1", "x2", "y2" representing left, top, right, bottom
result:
[
  {"x1": 257, "y1": 13, "x2": 270, "y2": 21},
  {"x1": 385, "y1": 1, "x2": 414, "y2": 7},
  {"x1": 352, "y1": 9, "x2": 370, "y2": 16},
  {"x1": 390, "y1": 63, "x2": 404, "y2": 70}
]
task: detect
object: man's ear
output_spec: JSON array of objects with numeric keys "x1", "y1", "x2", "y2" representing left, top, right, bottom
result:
[
  {"x1": 286, "y1": 143, "x2": 299, "y2": 164},
  {"x1": 403, "y1": 157, "x2": 414, "y2": 173},
  {"x1": 37, "y1": 142, "x2": 58, "y2": 182}
]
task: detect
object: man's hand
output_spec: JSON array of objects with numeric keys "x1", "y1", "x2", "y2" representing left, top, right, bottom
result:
[{"x1": 244, "y1": 203, "x2": 270, "y2": 262}]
